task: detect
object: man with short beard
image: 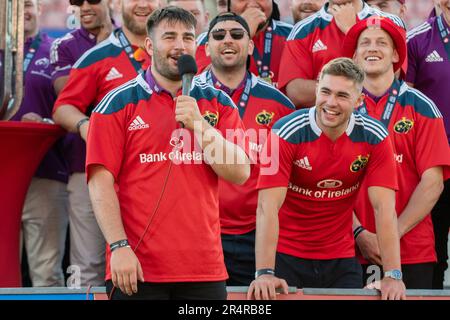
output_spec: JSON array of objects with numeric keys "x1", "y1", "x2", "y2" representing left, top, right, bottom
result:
[
  {"x1": 196, "y1": 0, "x2": 293, "y2": 87},
  {"x1": 291, "y1": 0, "x2": 326, "y2": 23},
  {"x1": 53, "y1": 0, "x2": 160, "y2": 142},
  {"x1": 50, "y1": 0, "x2": 114, "y2": 287},
  {"x1": 198, "y1": 12, "x2": 295, "y2": 286},
  {"x1": 278, "y1": 0, "x2": 405, "y2": 109}
]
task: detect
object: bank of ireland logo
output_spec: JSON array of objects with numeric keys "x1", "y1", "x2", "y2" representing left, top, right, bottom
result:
[
  {"x1": 256, "y1": 110, "x2": 275, "y2": 126},
  {"x1": 350, "y1": 155, "x2": 370, "y2": 172},
  {"x1": 394, "y1": 117, "x2": 414, "y2": 134},
  {"x1": 203, "y1": 111, "x2": 219, "y2": 127}
]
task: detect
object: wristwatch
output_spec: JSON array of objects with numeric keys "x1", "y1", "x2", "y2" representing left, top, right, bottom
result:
[{"x1": 384, "y1": 269, "x2": 403, "y2": 280}]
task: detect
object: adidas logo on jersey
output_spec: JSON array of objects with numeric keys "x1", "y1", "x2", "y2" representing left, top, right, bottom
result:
[
  {"x1": 128, "y1": 116, "x2": 149, "y2": 131},
  {"x1": 294, "y1": 156, "x2": 312, "y2": 171},
  {"x1": 106, "y1": 67, "x2": 123, "y2": 81},
  {"x1": 425, "y1": 50, "x2": 443, "y2": 63},
  {"x1": 312, "y1": 39, "x2": 327, "y2": 53}
]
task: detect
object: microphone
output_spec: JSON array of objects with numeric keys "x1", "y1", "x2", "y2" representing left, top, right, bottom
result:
[{"x1": 177, "y1": 54, "x2": 198, "y2": 96}]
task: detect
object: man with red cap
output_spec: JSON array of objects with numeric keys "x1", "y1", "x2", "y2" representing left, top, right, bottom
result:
[{"x1": 343, "y1": 16, "x2": 450, "y2": 289}]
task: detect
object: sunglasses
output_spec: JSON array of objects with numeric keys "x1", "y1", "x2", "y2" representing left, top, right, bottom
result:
[
  {"x1": 70, "y1": 0, "x2": 102, "y2": 6},
  {"x1": 210, "y1": 28, "x2": 247, "y2": 41}
]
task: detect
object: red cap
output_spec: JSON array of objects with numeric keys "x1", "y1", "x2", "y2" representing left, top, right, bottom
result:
[{"x1": 342, "y1": 16, "x2": 407, "y2": 73}]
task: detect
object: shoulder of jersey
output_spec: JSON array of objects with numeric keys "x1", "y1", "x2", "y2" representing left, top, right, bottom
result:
[
  {"x1": 406, "y1": 19, "x2": 433, "y2": 42},
  {"x1": 252, "y1": 76, "x2": 296, "y2": 110},
  {"x1": 368, "y1": 7, "x2": 406, "y2": 29},
  {"x1": 273, "y1": 20, "x2": 293, "y2": 37},
  {"x1": 73, "y1": 32, "x2": 123, "y2": 69},
  {"x1": 272, "y1": 108, "x2": 317, "y2": 144},
  {"x1": 196, "y1": 31, "x2": 208, "y2": 46},
  {"x1": 192, "y1": 76, "x2": 238, "y2": 110},
  {"x1": 93, "y1": 75, "x2": 151, "y2": 115},
  {"x1": 287, "y1": 12, "x2": 328, "y2": 41},
  {"x1": 398, "y1": 82, "x2": 442, "y2": 119},
  {"x1": 350, "y1": 112, "x2": 389, "y2": 145}
]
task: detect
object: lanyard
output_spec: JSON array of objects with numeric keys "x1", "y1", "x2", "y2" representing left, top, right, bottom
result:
[
  {"x1": 116, "y1": 29, "x2": 144, "y2": 74},
  {"x1": 437, "y1": 16, "x2": 450, "y2": 60},
  {"x1": 206, "y1": 70, "x2": 252, "y2": 118},
  {"x1": 359, "y1": 79, "x2": 401, "y2": 128},
  {"x1": 252, "y1": 21, "x2": 273, "y2": 80},
  {"x1": 23, "y1": 33, "x2": 42, "y2": 76}
]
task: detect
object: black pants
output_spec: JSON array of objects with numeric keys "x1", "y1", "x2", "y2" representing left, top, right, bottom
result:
[
  {"x1": 275, "y1": 252, "x2": 362, "y2": 288},
  {"x1": 221, "y1": 230, "x2": 255, "y2": 286},
  {"x1": 106, "y1": 280, "x2": 227, "y2": 300},
  {"x1": 361, "y1": 263, "x2": 435, "y2": 289},
  {"x1": 432, "y1": 179, "x2": 450, "y2": 289}
]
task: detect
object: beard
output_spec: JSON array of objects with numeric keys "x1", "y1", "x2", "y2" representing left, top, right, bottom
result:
[
  {"x1": 122, "y1": 11, "x2": 147, "y2": 36},
  {"x1": 153, "y1": 50, "x2": 182, "y2": 81}
]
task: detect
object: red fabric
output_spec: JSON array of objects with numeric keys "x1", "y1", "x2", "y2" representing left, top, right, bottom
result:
[{"x1": 0, "y1": 122, "x2": 64, "y2": 287}]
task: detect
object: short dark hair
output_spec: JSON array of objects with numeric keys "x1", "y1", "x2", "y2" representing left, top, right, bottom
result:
[
  {"x1": 320, "y1": 58, "x2": 365, "y2": 92},
  {"x1": 146, "y1": 6, "x2": 197, "y2": 37}
]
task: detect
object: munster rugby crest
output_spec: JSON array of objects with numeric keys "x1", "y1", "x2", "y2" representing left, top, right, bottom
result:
[
  {"x1": 394, "y1": 117, "x2": 414, "y2": 134},
  {"x1": 350, "y1": 155, "x2": 370, "y2": 172},
  {"x1": 203, "y1": 111, "x2": 219, "y2": 127},
  {"x1": 256, "y1": 110, "x2": 275, "y2": 125}
]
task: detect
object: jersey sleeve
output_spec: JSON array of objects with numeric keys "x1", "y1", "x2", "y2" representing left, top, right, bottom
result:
[
  {"x1": 257, "y1": 131, "x2": 296, "y2": 189},
  {"x1": 50, "y1": 40, "x2": 74, "y2": 82},
  {"x1": 364, "y1": 136, "x2": 398, "y2": 190},
  {"x1": 53, "y1": 65, "x2": 99, "y2": 115},
  {"x1": 278, "y1": 38, "x2": 313, "y2": 91},
  {"x1": 86, "y1": 107, "x2": 126, "y2": 182},
  {"x1": 405, "y1": 36, "x2": 419, "y2": 84}
]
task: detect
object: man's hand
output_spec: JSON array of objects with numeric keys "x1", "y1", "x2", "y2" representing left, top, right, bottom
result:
[
  {"x1": 110, "y1": 247, "x2": 145, "y2": 296},
  {"x1": 355, "y1": 230, "x2": 382, "y2": 265},
  {"x1": 366, "y1": 278, "x2": 406, "y2": 300},
  {"x1": 21, "y1": 112, "x2": 43, "y2": 123},
  {"x1": 247, "y1": 275, "x2": 289, "y2": 300},
  {"x1": 240, "y1": 7, "x2": 267, "y2": 38},
  {"x1": 329, "y1": 3, "x2": 357, "y2": 34},
  {"x1": 174, "y1": 95, "x2": 204, "y2": 131}
]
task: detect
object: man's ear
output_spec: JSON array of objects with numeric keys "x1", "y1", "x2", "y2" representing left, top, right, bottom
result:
[
  {"x1": 205, "y1": 41, "x2": 210, "y2": 57},
  {"x1": 145, "y1": 36, "x2": 153, "y2": 58}
]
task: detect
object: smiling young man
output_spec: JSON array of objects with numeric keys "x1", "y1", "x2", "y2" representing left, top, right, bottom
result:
[
  {"x1": 196, "y1": 0, "x2": 293, "y2": 87},
  {"x1": 365, "y1": 0, "x2": 406, "y2": 21},
  {"x1": 346, "y1": 16, "x2": 450, "y2": 289},
  {"x1": 198, "y1": 12, "x2": 295, "y2": 286},
  {"x1": 290, "y1": 0, "x2": 326, "y2": 23},
  {"x1": 86, "y1": 6, "x2": 250, "y2": 300},
  {"x1": 247, "y1": 58, "x2": 406, "y2": 300}
]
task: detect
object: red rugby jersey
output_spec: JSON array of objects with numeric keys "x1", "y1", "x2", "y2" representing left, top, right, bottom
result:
[
  {"x1": 355, "y1": 80, "x2": 450, "y2": 264},
  {"x1": 53, "y1": 29, "x2": 150, "y2": 115},
  {"x1": 195, "y1": 19, "x2": 293, "y2": 87},
  {"x1": 198, "y1": 71, "x2": 295, "y2": 234},
  {"x1": 257, "y1": 107, "x2": 398, "y2": 259},
  {"x1": 278, "y1": 2, "x2": 405, "y2": 93},
  {"x1": 87, "y1": 71, "x2": 246, "y2": 282}
]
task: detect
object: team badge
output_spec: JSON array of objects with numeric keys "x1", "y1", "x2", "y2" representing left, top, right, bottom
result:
[
  {"x1": 256, "y1": 110, "x2": 275, "y2": 125},
  {"x1": 350, "y1": 155, "x2": 370, "y2": 172},
  {"x1": 394, "y1": 117, "x2": 414, "y2": 134},
  {"x1": 203, "y1": 111, "x2": 219, "y2": 127}
]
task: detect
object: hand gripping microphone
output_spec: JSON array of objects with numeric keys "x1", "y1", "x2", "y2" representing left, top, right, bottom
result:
[{"x1": 177, "y1": 54, "x2": 198, "y2": 96}]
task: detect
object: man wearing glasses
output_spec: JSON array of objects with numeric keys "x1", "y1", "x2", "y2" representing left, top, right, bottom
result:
[{"x1": 198, "y1": 12, "x2": 295, "y2": 286}]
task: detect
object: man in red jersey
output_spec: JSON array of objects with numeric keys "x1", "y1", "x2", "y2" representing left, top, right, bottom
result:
[
  {"x1": 198, "y1": 12, "x2": 295, "y2": 285},
  {"x1": 278, "y1": 0, "x2": 404, "y2": 108},
  {"x1": 196, "y1": 0, "x2": 293, "y2": 87},
  {"x1": 87, "y1": 6, "x2": 250, "y2": 299},
  {"x1": 53, "y1": 0, "x2": 161, "y2": 140},
  {"x1": 343, "y1": 16, "x2": 450, "y2": 289},
  {"x1": 248, "y1": 58, "x2": 406, "y2": 300}
]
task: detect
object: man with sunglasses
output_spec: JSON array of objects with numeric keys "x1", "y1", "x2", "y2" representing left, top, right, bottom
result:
[
  {"x1": 49, "y1": 0, "x2": 115, "y2": 287},
  {"x1": 87, "y1": 6, "x2": 250, "y2": 299},
  {"x1": 278, "y1": 0, "x2": 405, "y2": 109},
  {"x1": 196, "y1": 0, "x2": 293, "y2": 87},
  {"x1": 198, "y1": 12, "x2": 295, "y2": 286}
]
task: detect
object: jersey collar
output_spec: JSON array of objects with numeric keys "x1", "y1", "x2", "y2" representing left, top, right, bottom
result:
[
  {"x1": 309, "y1": 106, "x2": 356, "y2": 136},
  {"x1": 79, "y1": 27, "x2": 97, "y2": 43},
  {"x1": 209, "y1": 70, "x2": 250, "y2": 96},
  {"x1": 319, "y1": 0, "x2": 370, "y2": 22}
]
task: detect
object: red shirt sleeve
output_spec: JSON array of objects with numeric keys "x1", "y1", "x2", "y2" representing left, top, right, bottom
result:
[
  {"x1": 278, "y1": 38, "x2": 314, "y2": 91},
  {"x1": 195, "y1": 44, "x2": 211, "y2": 75},
  {"x1": 364, "y1": 136, "x2": 398, "y2": 190},
  {"x1": 86, "y1": 108, "x2": 126, "y2": 182},
  {"x1": 257, "y1": 131, "x2": 296, "y2": 189}
]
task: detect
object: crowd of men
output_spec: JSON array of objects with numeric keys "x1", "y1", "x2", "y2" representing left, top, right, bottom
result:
[{"x1": 13, "y1": 0, "x2": 450, "y2": 300}]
